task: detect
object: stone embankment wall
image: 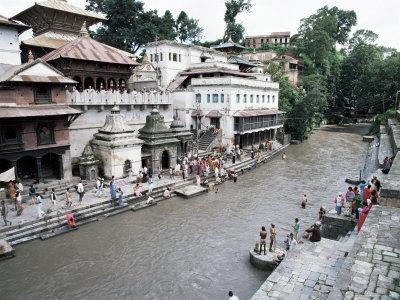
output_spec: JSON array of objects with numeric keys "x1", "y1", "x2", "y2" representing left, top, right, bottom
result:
[{"x1": 321, "y1": 214, "x2": 357, "y2": 240}]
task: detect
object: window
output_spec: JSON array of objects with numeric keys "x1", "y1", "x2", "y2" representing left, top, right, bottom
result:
[
  {"x1": 3, "y1": 127, "x2": 17, "y2": 141},
  {"x1": 272, "y1": 95, "x2": 275, "y2": 102},
  {"x1": 212, "y1": 94, "x2": 218, "y2": 103},
  {"x1": 250, "y1": 95, "x2": 254, "y2": 103},
  {"x1": 37, "y1": 122, "x2": 55, "y2": 145},
  {"x1": 236, "y1": 94, "x2": 240, "y2": 103},
  {"x1": 207, "y1": 94, "x2": 211, "y2": 103},
  {"x1": 220, "y1": 94, "x2": 224, "y2": 103},
  {"x1": 261, "y1": 38, "x2": 264, "y2": 44},
  {"x1": 154, "y1": 54, "x2": 159, "y2": 62},
  {"x1": 34, "y1": 86, "x2": 52, "y2": 104},
  {"x1": 150, "y1": 54, "x2": 153, "y2": 62},
  {"x1": 243, "y1": 94, "x2": 247, "y2": 103},
  {"x1": 173, "y1": 53, "x2": 177, "y2": 62},
  {"x1": 169, "y1": 52, "x2": 171, "y2": 61},
  {"x1": 280, "y1": 38, "x2": 282, "y2": 43},
  {"x1": 256, "y1": 95, "x2": 260, "y2": 103},
  {"x1": 267, "y1": 95, "x2": 270, "y2": 103},
  {"x1": 178, "y1": 54, "x2": 181, "y2": 62},
  {"x1": 195, "y1": 93, "x2": 201, "y2": 103},
  {"x1": 160, "y1": 53, "x2": 163, "y2": 61},
  {"x1": 262, "y1": 95, "x2": 265, "y2": 103}
]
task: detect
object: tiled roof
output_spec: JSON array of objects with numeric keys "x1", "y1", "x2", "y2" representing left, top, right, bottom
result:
[
  {"x1": 0, "y1": 59, "x2": 75, "y2": 84},
  {"x1": 233, "y1": 109, "x2": 284, "y2": 117},
  {"x1": 13, "y1": 0, "x2": 105, "y2": 26},
  {"x1": 0, "y1": 14, "x2": 30, "y2": 33},
  {"x1": 0, "y1": 105, "x2": 81, "y2": 119},
  {"x1": 41, "y1": 36, "x2": 137, "y2": 65},
  {"x1": 211, "y1": 41, "x2": 245, "y2": 50}
]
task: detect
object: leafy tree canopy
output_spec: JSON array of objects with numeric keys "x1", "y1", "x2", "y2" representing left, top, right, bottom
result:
[{"x1": 223, "y1": 0, "x2": 253, "y2": 42}]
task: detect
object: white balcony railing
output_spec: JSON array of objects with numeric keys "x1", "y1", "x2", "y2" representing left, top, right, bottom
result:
[
  {"x1": 190, "y1": 77, "x2": 279, "y2": 90},
  {"x1": 67, "y1": 89, "x2": 171, "y2": 106}
]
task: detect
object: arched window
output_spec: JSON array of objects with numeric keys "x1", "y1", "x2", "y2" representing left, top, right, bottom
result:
[{"x1": 34, "y1": 85, "x2": 52, "y2": 103}]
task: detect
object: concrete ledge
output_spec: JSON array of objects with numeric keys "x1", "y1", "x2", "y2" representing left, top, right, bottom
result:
[
  {"x1": 0, "y1": 240, "x2": 15, "y2": 261},
  {"x1": 175, "y1": 185, "x2": 208, "y2": 199},
  {"x1": 249, "y1": 249, "x2": 278, "y2": 271}
]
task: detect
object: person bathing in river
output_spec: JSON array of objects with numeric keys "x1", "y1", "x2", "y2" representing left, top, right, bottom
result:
[
  {"x1": 293, "y1": 218, "x2": 300, "y2": 240},
  {"x1": 163, "y1": 188, "x2": 171, "y2": 199},
  {"x1": 282, "y1": 152, "x2": 287, "y2": 160},
  {"x1": 269, "y1": 224, "x2": 277, "y2": 252},
  {"x1": 66, "y1": 211, "x2": 76, "y2": 228},
  {"x1": 301, "y1": 194, "x2": 308, "y2": 209}
]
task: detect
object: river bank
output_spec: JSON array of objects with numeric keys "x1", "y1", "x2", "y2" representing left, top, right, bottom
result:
[{"x1": 0, "y1": 125, "x2": 370, "y2": 300}]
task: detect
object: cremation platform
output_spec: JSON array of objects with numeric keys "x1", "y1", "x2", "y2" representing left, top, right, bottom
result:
[{"x1": 175, "y1": 185, "x2": 208, "y2": 199}]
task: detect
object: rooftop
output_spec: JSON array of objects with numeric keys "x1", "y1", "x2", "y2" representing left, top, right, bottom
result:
[
  {"x1": 246, "y1": 32, "x2": 291, "y2": 39},
  {"x1": 41, "y1": 36, "x2": 138, "y2": 65},
  {"x1": 0, "y1": 14, "x2": 30, "y2": 33},
  {"x1": 12, "y1": 0, "x2": 105, "y2": 28},
  {"x1": 146, "y1": 40, "x2": 226, "y2": 56}
]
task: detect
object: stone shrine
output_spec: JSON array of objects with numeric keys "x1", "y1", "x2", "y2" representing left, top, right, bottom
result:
[
  {"x1": 91, "y1": 106, "x2": 143, "y2": 179},
  {"x1": 139, "y1": 109, "x2": 181, "y2": 171},
  {"x1": 78, "y1": 143, "x2": 99, "y2": 180}
]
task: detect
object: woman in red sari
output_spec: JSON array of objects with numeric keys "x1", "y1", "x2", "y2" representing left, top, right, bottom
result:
[{"x1": 357, "y1": 200, "x2": 373, "y2": 232}]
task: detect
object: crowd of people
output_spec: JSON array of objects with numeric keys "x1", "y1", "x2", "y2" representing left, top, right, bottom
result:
[{"x1": 333, "y1": 175, "x2": 382, "y2": 231}]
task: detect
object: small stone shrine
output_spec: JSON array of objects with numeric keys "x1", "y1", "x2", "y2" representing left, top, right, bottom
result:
[
  {"x1": 170, "y1": 116, "x2": 193, "y2": 156},
  {"x1": 78, "y1": 143, "x2": 99, "y2": 180},
  {"x1": 139, "y1": 109, "x2": 181, "y2": 170},
  {"x1": 91, "y1": 106, "x2": 143, "y2": 179}
]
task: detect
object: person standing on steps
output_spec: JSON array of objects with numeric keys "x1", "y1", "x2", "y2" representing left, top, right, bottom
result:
[
  {"x1": 66, "y1": 188, "x2": 72, "y2": 209},
  {"x1": 29, "y1": 185, "x2": 36, "y2": 205},
  {"x1": 15, "y1": 191, "x2": 23, "y2": 216},
  {"x1": 269, "y1": 223, "x2": 277, "y2": 252},
  {"x1": 301, "y1": 194, "x2": 308, "y2": 209},
  {"x1": 1, "y1": 200, "x2": 11, "y2": 226},
  {"x1": 148, "y1": 175, "x2": 153, "y2": 194},
  {"x1": 77, "y1": 180, "x2": 84, "y2": 205},
  {"x1": 50, "y1": 188, "x2": 56, "y2": 205},
  {"x1": 118, "y1": 188, "x2": 124, "y2": 206},
  {"x1": 110, "y1": 176, "x2": 116, "y2": 200},
  {"x1": 96, "y1": 177, "x2": 104, "y2": 197},
  {"x1": 36, "y1": 193, "x2": 45, "y2": 218},
  {"x1": 335, "y1": 192, "x2": 344, "y2": 215}
]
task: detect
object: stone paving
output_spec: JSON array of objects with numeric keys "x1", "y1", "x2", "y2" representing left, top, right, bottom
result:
[
  {"x1": 250, "y1": 206, "x2": 400, "y2": 300},
  {"x1": 250, "y1": 237, "x2": 354, "y2": 300},
  {"x1": 328, "y1": 206, "x2": 400, "y2": 300}
]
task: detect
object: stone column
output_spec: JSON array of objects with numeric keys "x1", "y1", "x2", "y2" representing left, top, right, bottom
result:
[
  {"x1": 11, "y1": 160, "x2": 17, "y2": 179},
  {"x1": 36, "y1": 157, "x2": 42, "y2": 181},
  {"x1": 58, "y1": 154, "x2": 64, "y2": 180}
]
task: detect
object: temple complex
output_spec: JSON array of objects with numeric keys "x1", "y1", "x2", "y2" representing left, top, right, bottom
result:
[
  {"x1": 11, "y1": 0, "x2": 106, "y2": 63},
  {"x1": 0, "y1": 59, "x2": 80, "y2": 181}
]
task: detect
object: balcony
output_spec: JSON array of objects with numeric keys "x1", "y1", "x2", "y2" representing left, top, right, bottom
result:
[
  {"x1": 234, "y1": 118, "x2": 283, "y2": 132},
  {"x1": 67, "y1": 89, "x2": 172, "y2": 106},
  {"x1": 191, "y1": 77, "x2": 279, "y2": 90}
]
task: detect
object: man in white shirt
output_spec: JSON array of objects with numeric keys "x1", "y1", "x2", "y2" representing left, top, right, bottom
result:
[
  {"x1": 77, "y1": 181, "x2": 84, "y2": 204},
  {"x1": 228, "y1": 291, "x2": 240, "y2": 300}
]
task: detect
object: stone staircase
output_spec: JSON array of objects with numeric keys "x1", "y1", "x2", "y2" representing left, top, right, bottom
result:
[
  {"x1": 197, "y1": 130, "x2": 219, "y2": 151},
  {"x1": 0, "y1": 179, "x2": 196, "y2": 246}
]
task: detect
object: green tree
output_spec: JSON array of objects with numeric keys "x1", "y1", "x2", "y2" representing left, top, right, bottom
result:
[
  {"x1": 159, "y1": 10, "x2": 177, "y2": 40},
  {"x1": 223, "y1": 0, "x2": 253, "y2": 42},
  {"x1": 176, "y1": 11, "x2": 203, "y2": 43}
]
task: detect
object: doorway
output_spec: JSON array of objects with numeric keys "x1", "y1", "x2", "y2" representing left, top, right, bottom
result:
[{"x1": 161, "y1": 150, "x2": 170, "y2": 169}]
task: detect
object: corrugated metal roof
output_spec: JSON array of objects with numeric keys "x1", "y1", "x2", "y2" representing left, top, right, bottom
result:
[
  {"x1": 181, "y1": 67, "x2": 255, "y2": 78},
  {"x1": 228, "y1": 56, "x2": 258, "y2": 67},
  {"x1": 0, "y1": 105, "x2": 81, "y2": 118},
  {"x1": 41, "y1": 36, "x2": 137, "y2": 65},
  {"x1": 233, "y1": 109, "x2": 284, "y2": 117},
  {"x1": 13, "y1": 0, "x2": 105, "y2": 26},
  {"x1": 0, "y1": 14, "x2": 30, "y2": 33},
  {"x1": 212, "y1": 41, "x2": 245, "y2": 50},
  {"x1": 166, "y1": 75, "x2": 189, "y2": 92}
]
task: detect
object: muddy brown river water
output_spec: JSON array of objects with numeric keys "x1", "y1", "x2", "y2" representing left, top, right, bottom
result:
[{"x1": 0, "y1": 125, "x2": 369, "y2": 300}]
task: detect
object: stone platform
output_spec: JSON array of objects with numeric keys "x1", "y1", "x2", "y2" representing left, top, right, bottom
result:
[
  {"x1": 249, "y1": 249, "x2": 281, "y2": 271},
  {"x1": 328, "y1": 206, "x2": 400, "y2": 299},
  {"x1": 0, "y1": 240, "x2": 15, "y2": 261},
  {"x1": 174, "y1": 185, "x2": 208, "y2": 199}
]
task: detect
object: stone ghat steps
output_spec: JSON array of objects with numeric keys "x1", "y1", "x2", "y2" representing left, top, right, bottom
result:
[
  {"x1": 4, "y1": 179, "x2": 196, "y2": 246},
  {"x1": 230, "y1": 146, "x2": 285, "y2": 172},
  {"x1": 250, "y1": 238, "x2": 356, "y2": 300}
]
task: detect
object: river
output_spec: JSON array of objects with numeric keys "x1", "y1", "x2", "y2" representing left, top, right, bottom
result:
[{"x1": 0, "y1": 125, "x2": 368, "y2": 300}]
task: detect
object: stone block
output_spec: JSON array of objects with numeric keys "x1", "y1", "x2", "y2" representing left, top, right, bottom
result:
[
  {"x1": 304, "y1": 280, "x2": 316, "y2": 288},
  {"x1": 382, "y1": 251, "x2": 399, "y2": 258},
  {"x1": 389, "y1": 291, "x2": 400, "y2": 299}
]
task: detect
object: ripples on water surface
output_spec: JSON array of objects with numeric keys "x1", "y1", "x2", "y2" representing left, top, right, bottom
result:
[{"x1": 0, "y1": 125, "x2": 368, "y2": 300}]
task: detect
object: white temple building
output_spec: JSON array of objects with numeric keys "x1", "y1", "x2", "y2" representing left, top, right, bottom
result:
[{"x1": 145, "y1": 40, "x2": 284, "y2": 149}]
